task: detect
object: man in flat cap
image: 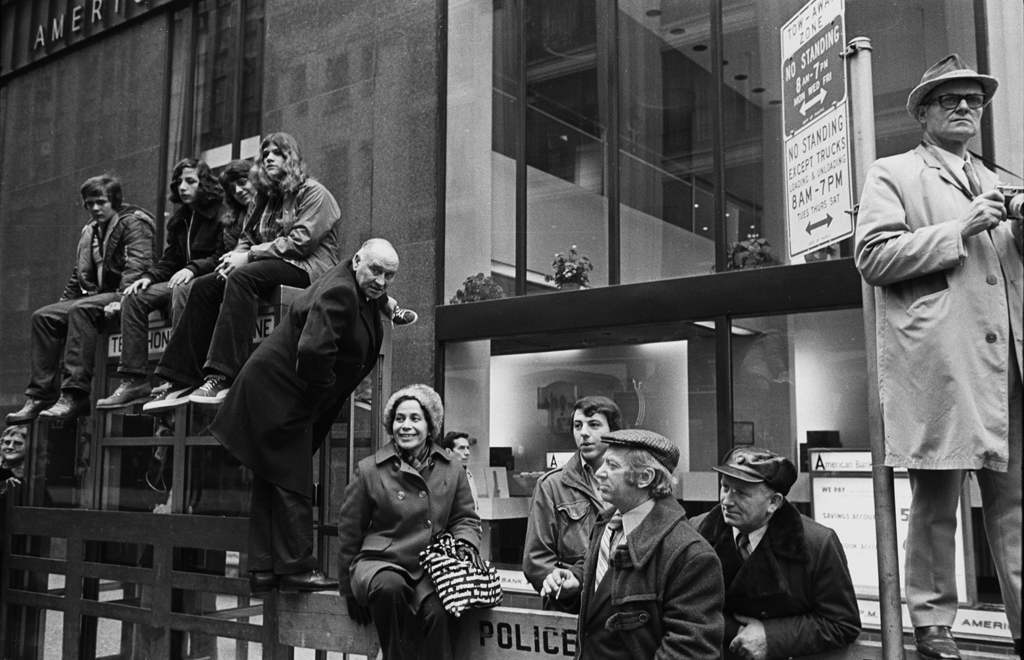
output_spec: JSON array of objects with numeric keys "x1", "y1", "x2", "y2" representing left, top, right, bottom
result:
[
  {"x1": 541, "y1": 429, "x2": 723, "y2": 659},
  {"x1": 694, "y1": 447, "x2": 860, "y2": 660},
  {"x1": 855, "y1": 54, "x2": 1021, "y2": 658}
]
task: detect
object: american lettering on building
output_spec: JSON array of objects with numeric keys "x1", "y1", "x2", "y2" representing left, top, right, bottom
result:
[{"x1": 1, "y1": 0, "x2": 175, "y2": 77}]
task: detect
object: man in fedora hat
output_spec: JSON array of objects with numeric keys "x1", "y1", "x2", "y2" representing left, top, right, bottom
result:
[
  {"x1": 540, "y1": 429, "x2": 724, "y2": 659},
  {"x1": 856, "y1": 54, "x2": 1022, "y2": 658},
  {"x1": 693, "y1": 447, "x2": 860, "y2": 660}
]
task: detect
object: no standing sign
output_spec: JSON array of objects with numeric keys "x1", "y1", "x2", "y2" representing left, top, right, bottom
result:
[{"x1": 781, "y1": 0, "x2": 854, "y2": 257}]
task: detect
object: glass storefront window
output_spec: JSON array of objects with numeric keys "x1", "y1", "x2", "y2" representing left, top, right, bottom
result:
[
  {"x1": 446, "y1": 0, "x2": 980, "y2": 296},
  {"x1": 167, "y1": 0, "x2": 265, "y2": 170},
  {"x1": 523, "y1": 0, "x2": 609, "y2": 294},
  {"x1": 731, "y1": 308, "x2": 868, "y2": 471},
  {"x1": 443, "y1": 324, "x2": 718, "y2": 500},
  {"x1": 617, "y1": 1, "x2": 716, "y2": 282}
]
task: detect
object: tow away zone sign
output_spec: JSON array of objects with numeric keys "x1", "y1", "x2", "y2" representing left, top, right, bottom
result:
[{"x1": 781, "y1": 0, "x2": 854, "y2": 257}]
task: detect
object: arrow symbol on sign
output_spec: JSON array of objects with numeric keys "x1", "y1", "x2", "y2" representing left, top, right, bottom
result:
[
  {"x1": 806, "y1": 213, "x2": 833, "y2": 234},
  {"x1": 799, "y1": 89, "x2": 827, "y2": 116}
]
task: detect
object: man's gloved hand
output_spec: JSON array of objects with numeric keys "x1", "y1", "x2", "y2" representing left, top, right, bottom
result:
[{"x1": 345, "y1": 594, "x2": 372, "y2": 626}]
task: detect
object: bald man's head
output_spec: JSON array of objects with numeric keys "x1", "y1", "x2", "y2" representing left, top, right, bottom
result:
[{"x1": 352, "y1": 239, "x2": 400, "y2": 299}]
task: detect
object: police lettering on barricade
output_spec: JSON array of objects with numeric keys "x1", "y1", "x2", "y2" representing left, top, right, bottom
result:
[{"x1": 456, "y1": 607, "x2": 579, "y2": 659}]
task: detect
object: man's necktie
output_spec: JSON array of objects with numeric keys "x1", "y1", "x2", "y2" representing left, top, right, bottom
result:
[
  {"x1": 736, "y1": 532, "x2": 751, "y2": 561},
  {"x1": 594, "y1": 512, "x2": 623, "y2": 588},
  {"x1": 964, "y1": 160, "x2": 982, "y2": 197}
]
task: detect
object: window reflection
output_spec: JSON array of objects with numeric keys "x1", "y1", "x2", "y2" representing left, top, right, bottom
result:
[
  {"x1": 732, "y1": 309, "x2": 868, "y2": 468},
  {"x1": 618, "y1": 1, "x2": 717, "y2": 281},
  {"x1": 444, "y1": 325, "x2": 719, "y2": 488}
]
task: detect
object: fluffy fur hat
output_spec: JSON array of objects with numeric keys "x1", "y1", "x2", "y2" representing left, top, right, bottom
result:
[{"x1": 383, "y1": 384, "x2": 444, "y2": 441}]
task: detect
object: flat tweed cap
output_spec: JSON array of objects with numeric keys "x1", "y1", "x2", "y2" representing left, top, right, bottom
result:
[
  {"x1": 601, "y1": 429, "x2": 679, "y2": 471},
  {"x1": 713, "y1": 446, "x2": 797, "y2": 496},
  {"x1": 906, "y1": 53, "x2": 998, "y2": 117}
]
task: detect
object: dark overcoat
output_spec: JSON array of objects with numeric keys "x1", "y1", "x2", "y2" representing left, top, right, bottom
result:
[
  {"x1": 336, "y1": 443, "x2": 482, "y2": 606},
  {"x1": 572, "y1": 497, "x2": 724, "y2": 660},
  {"x1": 210, "y1": 260, "x2": 384, "y2": 496},
  {"x1": 694, "y1": 501, "x2": 861, "y2": 659}
]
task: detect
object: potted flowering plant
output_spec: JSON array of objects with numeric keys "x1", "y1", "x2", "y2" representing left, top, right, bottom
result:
[
  {"x1": 547, "y1": 245, "x2": 593, "y2": 289},
  {"x1": 724, "y1": 237, "x2": 777, "y2": 271},
  {"x1": 449, "y1": 273, "x2": 506, "y2": 304}
]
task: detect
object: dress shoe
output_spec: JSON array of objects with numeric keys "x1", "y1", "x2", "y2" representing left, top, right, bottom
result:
[
  {"x1": 249, "y1": 571, "x2": 279, "y2": 593},
  {"x1": 38, "y1": 393, "x2": 90, "y2": 421},
  {"x1": 278, "y1": 569, "x2": 338, "y2": 593},
  {"x1": 914, "y1": 625, "x2": 961, "y2": 659},
  {"x1": 6, "y1": 397, "x2": 54, "y2": 424}
]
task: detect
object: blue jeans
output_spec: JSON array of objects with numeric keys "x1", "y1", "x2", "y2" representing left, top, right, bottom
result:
[
  {"x1": 154, "y1": 260, "x2": 309, "y2": 386},
  {"x1": 26, "y1": 292, "x2": 119, "y2": 398}
]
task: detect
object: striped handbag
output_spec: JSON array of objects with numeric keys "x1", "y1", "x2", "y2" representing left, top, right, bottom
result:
[{"x1": 418, "y1": 533, "x2": 503, "y2": 617}]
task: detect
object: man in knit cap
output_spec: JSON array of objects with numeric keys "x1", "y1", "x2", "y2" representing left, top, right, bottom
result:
[{"x1": 541, "y1": 428, "x2": 723, "y2": 659}]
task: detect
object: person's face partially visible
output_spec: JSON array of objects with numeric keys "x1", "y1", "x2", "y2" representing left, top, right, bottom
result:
[
  {"x1": 178, "y1": 167, "x2": 199, "y2": 205},
  {"x1": 261, "y1": 144, "x2": 285, "y2": 174},
  {"x1": 573, "y1": 410, "x2": 610, "y2": 466},
  {"x1": 1, "y1": 427, "x2": 27, "y2": 464},
  {"x1": 393, "y1": 399, "x2": 429, "y2": 452},
  {"x1": 83, "y1": 194, "x2": 116, "y2": 223},
  {"x1": 232, "y1": 178, "x2": 255, "y2": 207},
  {"x1": 452, "y1": 438, "x2": 471, "y2": 465},
  {"x1": 719, "y1": 475, "x2": 780, "y2": 533},
  {"x1": 919, "y1": 80, "x2": 985, "y2": 153},
  {"x1": 353, "y1": 250, "x2": 399, "y2": 299}
]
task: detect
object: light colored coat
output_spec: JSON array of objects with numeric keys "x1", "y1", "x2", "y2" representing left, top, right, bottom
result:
[{"x1": 855, "y1": 144, "x2": 1023, "y2": 470}]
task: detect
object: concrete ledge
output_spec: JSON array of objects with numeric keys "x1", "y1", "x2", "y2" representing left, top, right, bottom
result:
[{"x1": 273, "y1": 594, "x2": 1017, "y2": 658}]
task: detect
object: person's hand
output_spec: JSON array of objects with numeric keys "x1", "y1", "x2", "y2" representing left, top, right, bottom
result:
[
  {"x1": 168, "y1": 268, "x2": 194, "y2": 288},
  {"x1": 217, "y1": 250, "x2": 250, "y2": 279},
  {"x1": 1, "y1": 476, "x2": 22, "y2": 494},
  {"x1": 104, "y1": 300, "x2": 121, "y2": 317},
  {"x1": 123, "y1": 277, "x2": 152, "y2": 295},
  {"x1": 960, "y1": 189, "x2": 1007, "y2": 239},
  {"x1": 540, "y1": 568, "x2": 579, "y2": 602},
  {"x1": 729, "y1": 615, "x2": 768, "y2": 660},
  {"x1": 454, "y1": 538, "x2": 477, "y2": 563},
  {"x1": 345, "y1": 595, "x2": 372, "y2": 625}
]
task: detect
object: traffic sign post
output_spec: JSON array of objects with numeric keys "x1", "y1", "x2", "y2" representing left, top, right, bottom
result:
[{"x1": 781, "y1": 0, "x2": 854, "y2": 258}]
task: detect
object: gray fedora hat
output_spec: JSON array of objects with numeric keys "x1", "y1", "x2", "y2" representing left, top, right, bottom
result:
[{"x1": 906, "y1": 54, "x2": 998, "y2": 117}]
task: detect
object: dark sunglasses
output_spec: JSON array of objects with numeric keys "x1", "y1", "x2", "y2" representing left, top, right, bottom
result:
[{"x1": 928, "y1": 93, "x2": 988, "y2": 110}]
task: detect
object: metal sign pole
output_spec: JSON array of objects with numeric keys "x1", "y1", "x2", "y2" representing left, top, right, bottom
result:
[{"x1": 846, "y1": 36, "x2": 905, "y2": 659}]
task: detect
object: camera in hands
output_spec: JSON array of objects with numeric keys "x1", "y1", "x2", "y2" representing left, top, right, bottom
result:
[{"x1": 996, "y1": 184, "x2": 1024, "y2": 220}]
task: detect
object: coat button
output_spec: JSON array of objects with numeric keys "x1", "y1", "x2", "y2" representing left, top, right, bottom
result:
[
  {"x1": 397, "y1": 491, "x2": 406, "y2": 499},
  {"x1": 424, "y1": 520, "x2": 431, "y2": 528},
  {"x1": 987, "y1": 275, "x2": 998, "y2": 285},
  {"x1": 986, "y1": 332, "x2": 998, "y2": 343},
  {"x1": 419, "y1": 491, "x2": 427, "y2": 498}
]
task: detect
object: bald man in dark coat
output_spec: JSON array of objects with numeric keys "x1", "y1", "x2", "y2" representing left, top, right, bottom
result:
[{"x1": 211, "y1": 238, "x2": 399, "y2": 592}]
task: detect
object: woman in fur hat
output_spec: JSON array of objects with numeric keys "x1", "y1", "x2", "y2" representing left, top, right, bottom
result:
[{"x1": 336, "y1": 384, "x2": 482, "y2": 660}]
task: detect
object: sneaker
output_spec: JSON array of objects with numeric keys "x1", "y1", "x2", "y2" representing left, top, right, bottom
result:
[
  {"x1": 96, "y1": 378, "x2": 152, "y2": 409},
  {"x1": 392, "y1": 307, "x2": 418, "y2": 326},
  {"x1": 142, "y1": 382, "x2": 194, "y2": 413},
  {"x1": 189, "y1": 375, "x2": 230, "y2": 405}
]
